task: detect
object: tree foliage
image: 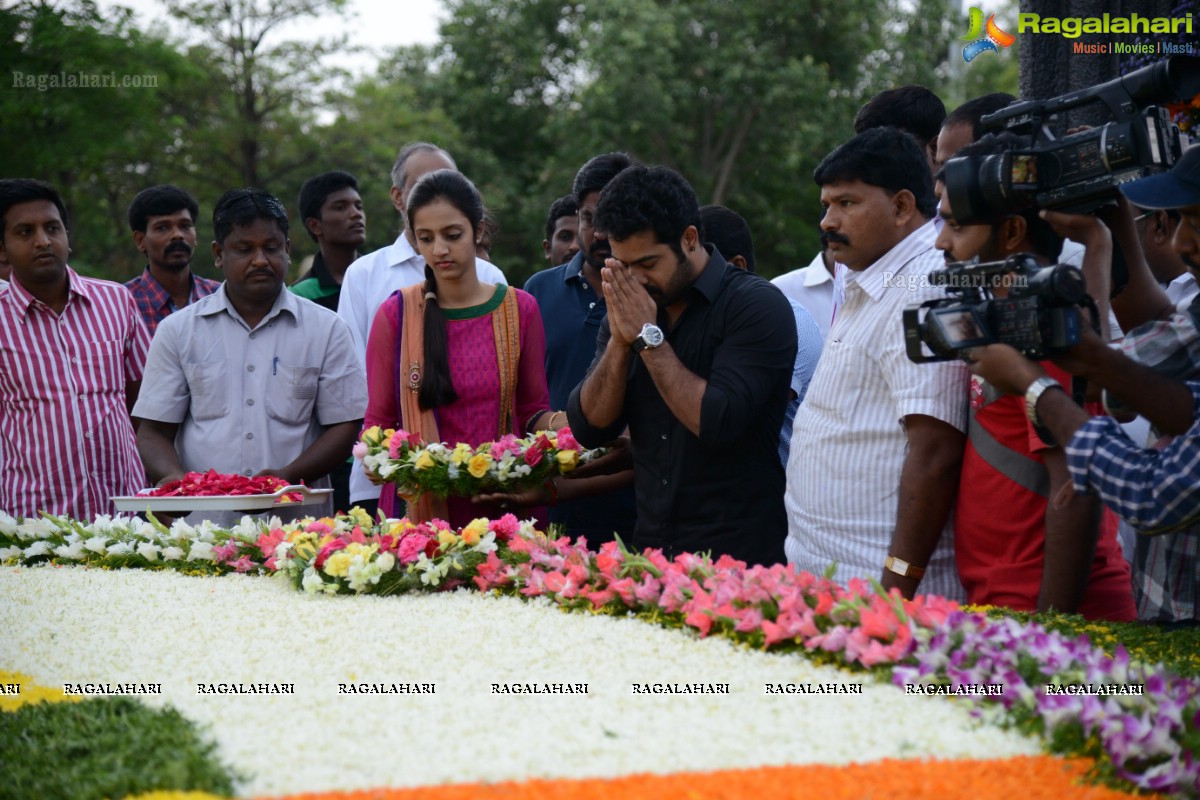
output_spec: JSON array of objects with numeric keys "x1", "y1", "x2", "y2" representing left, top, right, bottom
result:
[
  {"x1": 2, "y1": 0, "x2": 1029, "y2": 284},
  {"x1": 395, "y1": 0, "x2": 959, "y2": 283},
  {"x1": 0, "y1": 0, "x2": 206, "y2": 277},
  {"x1": 161, "y1": 0, "x2": 351, "y2": 191}
]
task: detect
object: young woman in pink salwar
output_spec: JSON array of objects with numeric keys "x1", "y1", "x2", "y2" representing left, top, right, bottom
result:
[{"x1": 363, "y1": 169, "x2": 553, "y2": 526}]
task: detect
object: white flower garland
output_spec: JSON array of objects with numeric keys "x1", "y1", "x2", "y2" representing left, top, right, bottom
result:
[{"x1": 0, "y1": 566, "x2": 1040, "y2": 796}]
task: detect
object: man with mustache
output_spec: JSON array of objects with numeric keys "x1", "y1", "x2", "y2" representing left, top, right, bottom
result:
[
  {"x1": 125, "y1": 185, "x2": 221, "y2": 337},
  {"x1": 784, "y1": 127, "x2": 969, "y2": 600},
  {"x1": 567, "y1": 165, "x2": 797, "y2": 565},
  {"x1": 134, "y1": 188, "x2": 366, "y2": 522}
]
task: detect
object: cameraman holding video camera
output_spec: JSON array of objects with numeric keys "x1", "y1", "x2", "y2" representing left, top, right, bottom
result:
[
  {"x1": 969, "y1": 148, "x2": 1200, "y2": 624},
  {"x1": 936, "y1": 135, "x2": 1135, "y2": 620},
  {"x1": 919, "y1": 55, "x2": 1200, "y2": 624}
]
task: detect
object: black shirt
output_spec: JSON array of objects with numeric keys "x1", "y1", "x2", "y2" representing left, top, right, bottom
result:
[{"x1": 567, "y1": 249, "x2": 797, "y2": 565}]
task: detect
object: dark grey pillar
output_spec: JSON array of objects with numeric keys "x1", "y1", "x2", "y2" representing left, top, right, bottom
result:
[{"x1": 1019, "y1": 0, "x2": 1178, "y2": 126}]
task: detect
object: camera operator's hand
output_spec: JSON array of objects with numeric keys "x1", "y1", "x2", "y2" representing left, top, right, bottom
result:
[
  {"x1": 967, "y1": 344, "x2": 1047, "y2": 396},
  {"x1": 1038, "y1": 208, "x2": 1110, "y2": 251},
  {"x1": 1040, "y1": 208, "x2": 1113, "y2": 342},
  {"x1": 1047, "y1": 326, "x2": 1110, "y2": 378}
]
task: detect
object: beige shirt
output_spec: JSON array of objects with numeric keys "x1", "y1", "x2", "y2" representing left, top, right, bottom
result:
[
  {"x1": 784, "y1": 220, "x2": 969, "y2": 600},
  {"x1": 133, "y1": 286, "x2": 367, "y2": 518}
]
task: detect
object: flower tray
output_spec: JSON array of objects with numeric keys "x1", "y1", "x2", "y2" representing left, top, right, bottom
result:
[{"x1": 111, "y1": 485, "x2": 332, "y2": 514}]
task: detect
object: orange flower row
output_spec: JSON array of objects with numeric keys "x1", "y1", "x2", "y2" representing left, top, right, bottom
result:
[{"x1": 260, "y1": 756, "x2": 1160, "y2": 800}]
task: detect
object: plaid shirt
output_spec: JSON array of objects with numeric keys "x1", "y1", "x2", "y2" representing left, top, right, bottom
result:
[
  {"x1": 125, "y1": 268, "x2": 221, "y2": 337},
  {"x1": 1068, "y1": 301, "x2": 1200, "y2": 621}
]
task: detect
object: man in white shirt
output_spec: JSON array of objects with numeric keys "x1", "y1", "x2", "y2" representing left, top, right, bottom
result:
[
  {"x1": 337, "y1": 141, "x2": 506, "y2": 513},
  {"x1": 784, "y1": 127, "x2": 969, "y2": 601},
  {"x1": 771, "y1": 240, "x2": 834, "y2": 337}
]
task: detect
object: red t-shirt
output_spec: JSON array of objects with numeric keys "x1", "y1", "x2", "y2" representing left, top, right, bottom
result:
[{"x1": 954, "y1": 364, "x2": 1135, "y2": 621}]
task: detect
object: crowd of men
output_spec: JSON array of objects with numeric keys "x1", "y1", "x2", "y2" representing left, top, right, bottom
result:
[{"x1": 3, "y1": 80, "x2": 1200, "y2": 627}]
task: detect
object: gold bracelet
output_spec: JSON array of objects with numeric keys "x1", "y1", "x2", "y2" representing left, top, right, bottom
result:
[{"x1": 547, "y1": 410, "x2": 565, "y2": 431}]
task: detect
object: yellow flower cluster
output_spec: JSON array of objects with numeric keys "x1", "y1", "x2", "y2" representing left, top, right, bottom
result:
[{"x1": 324, "y1": 542, "x2": 379, "y2": 578}]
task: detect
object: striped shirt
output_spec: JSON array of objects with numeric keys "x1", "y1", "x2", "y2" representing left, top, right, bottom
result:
[
  {"x1": 0, "y1": 269, "x2": 150, "y2": 519},
  {"x1": 784, "y1": 220, "x2": 969, "y2": 600}
]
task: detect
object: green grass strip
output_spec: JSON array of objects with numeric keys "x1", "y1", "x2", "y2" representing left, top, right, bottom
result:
[{"x1": 0, "y1": 696, "x2": 236, "y2": 799}]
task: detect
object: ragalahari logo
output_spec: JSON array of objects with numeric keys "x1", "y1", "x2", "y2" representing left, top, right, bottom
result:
[{"x1": 962, "y1": 7, "x2": 1016, "y2": 62}]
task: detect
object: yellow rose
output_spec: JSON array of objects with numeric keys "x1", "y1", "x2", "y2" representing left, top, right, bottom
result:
[
  {"x1": 450, "y1": 443, "x2": 473, "y2": 465},
  {"x1": 555, "y1": 449, "x2": 579, "y2": 472},
  {"x1": 361, "y1": 426, "x2": 382, "y2": 443},
  {"x1": 415, "y1": 451, "x2": 436, "y2": 470},
  {"x1": 437, "y1": 529, "x2": 459, "y2": 548},
  {"x1": 462, "y1": 518, "x2": 488, "y2": 546},
  {"x1": 467, "y1": 452, "x2": 493, "y2": 478},
  {"x1": 348, "y1": 507, "x2": 373, "y2": 528}
]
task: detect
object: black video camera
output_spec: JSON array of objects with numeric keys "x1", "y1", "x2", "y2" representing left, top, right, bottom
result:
[
  {"x1": 942, "y1": 55, "x2": 1200, "y2": 224},
  {"x1": 903, "y1": 254, "x2": 1089, "y2": 363}
]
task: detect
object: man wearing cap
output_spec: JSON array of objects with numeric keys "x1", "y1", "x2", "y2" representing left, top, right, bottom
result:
[{"x1": 969, "y1": 147, "x2": 1200, "y2": 623}]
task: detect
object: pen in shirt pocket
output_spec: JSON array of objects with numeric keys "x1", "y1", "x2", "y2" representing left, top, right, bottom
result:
[{"x1": 272, "y1": 356, "x2": 278, "y2": 376}]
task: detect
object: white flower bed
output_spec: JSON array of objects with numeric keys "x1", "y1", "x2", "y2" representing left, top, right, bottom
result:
[{"x1": 0, "y1": 566, "x2": 1041, "y2": 796}]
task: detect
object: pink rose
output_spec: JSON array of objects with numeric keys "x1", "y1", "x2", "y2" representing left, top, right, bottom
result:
[
  {"x1": 397, "y1": 533, "x2": 432, "y2": 565},
  {"x1": 488, "y1": 514, "x2": 520, "y2": 543}
]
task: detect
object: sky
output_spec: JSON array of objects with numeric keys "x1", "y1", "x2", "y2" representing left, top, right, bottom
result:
[{"x1": 95, "y1": 0, "x2": 446, "y2": 77}]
